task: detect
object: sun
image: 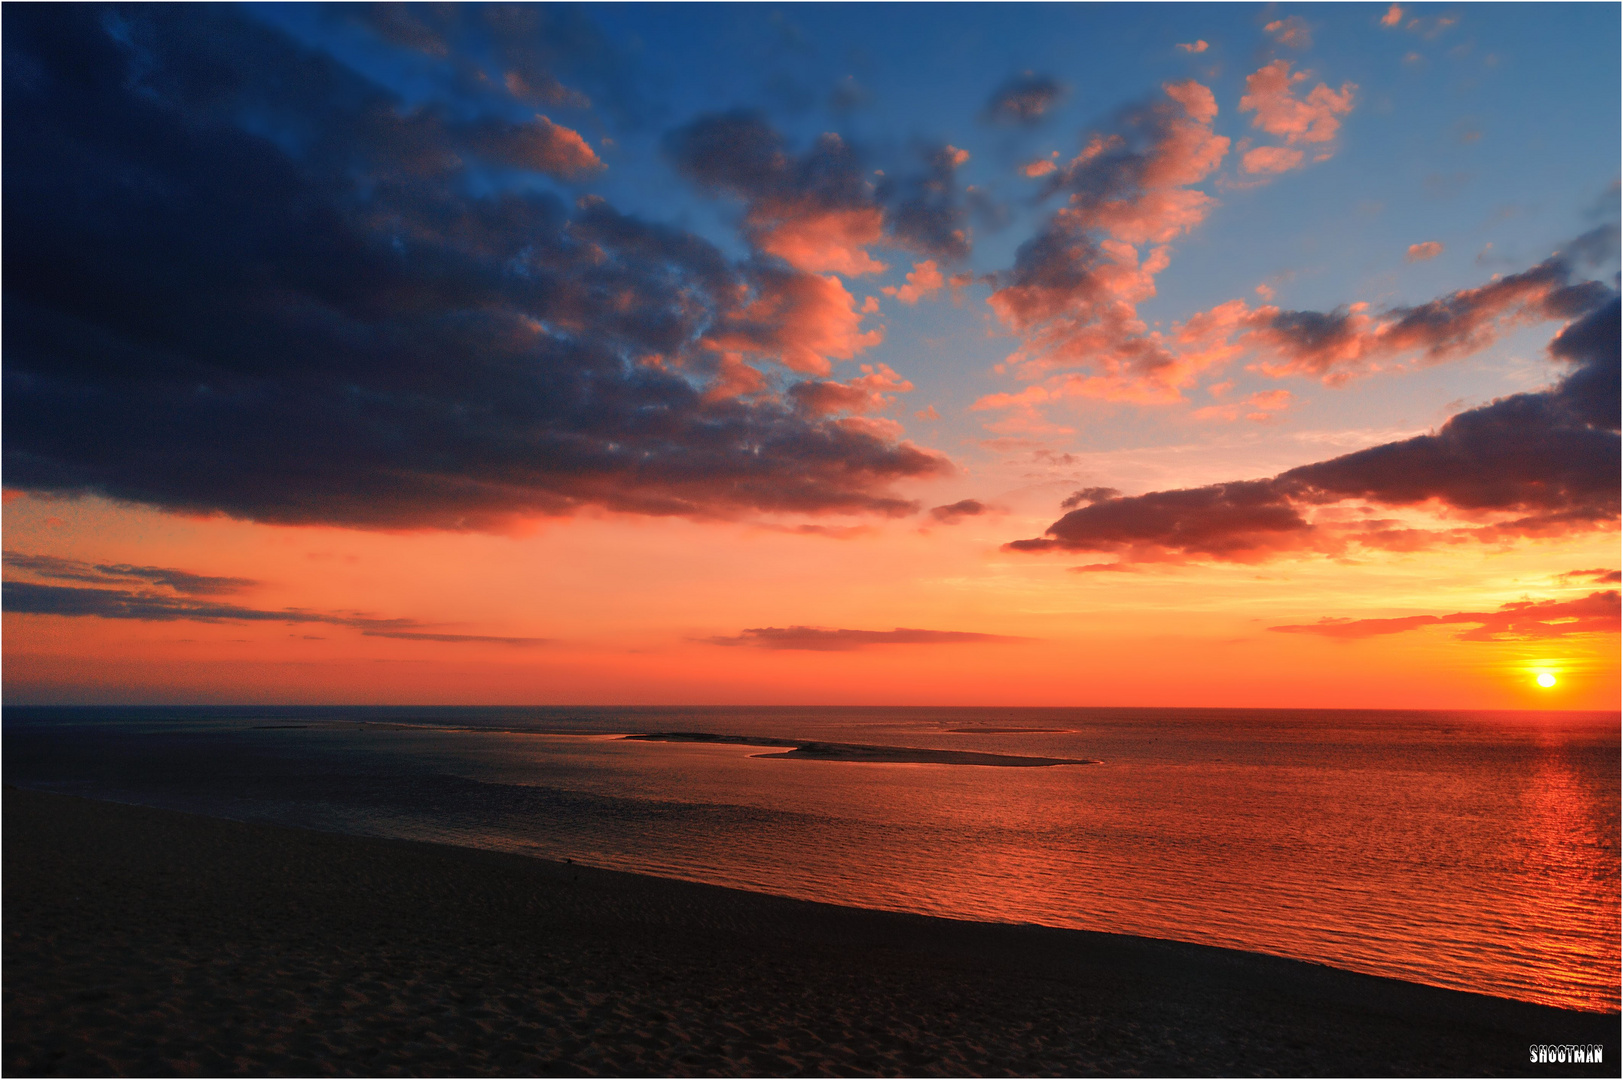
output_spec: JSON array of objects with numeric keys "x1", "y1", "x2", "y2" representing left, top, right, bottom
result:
[{"x1": 1535, "y1": 672, "x2": 1558, "y2": 689}]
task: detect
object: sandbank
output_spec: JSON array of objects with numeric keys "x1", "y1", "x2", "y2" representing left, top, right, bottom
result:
[{"x1": 625, "y1": 732, "x2": 1101, "y2": 767}]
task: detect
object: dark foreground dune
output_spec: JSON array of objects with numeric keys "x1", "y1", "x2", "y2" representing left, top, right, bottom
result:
[
  {"x1": 4, "y1": 788, "x2": 1614, "y2": 1077},
  {"x1": 624, "y1": 732, "x2": 1100, "y2": 767}
]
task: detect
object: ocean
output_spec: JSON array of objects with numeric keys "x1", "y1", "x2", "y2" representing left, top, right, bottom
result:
[{"x1": 4, "y1": 705, "x2": 1617, "y2": 1013}]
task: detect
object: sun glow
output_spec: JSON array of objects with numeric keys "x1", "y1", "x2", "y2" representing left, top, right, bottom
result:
[{"x1": 1535, "y1": 672, "x2": 1558, "y2": 689}]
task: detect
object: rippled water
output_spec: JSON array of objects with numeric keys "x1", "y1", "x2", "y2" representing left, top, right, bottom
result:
[{"x1": 5, "y1": 705, "x2": 1618, "y2": 1012}]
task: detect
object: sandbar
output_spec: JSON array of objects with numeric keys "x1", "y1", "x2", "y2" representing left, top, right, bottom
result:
[{"x1": 625, "y1": 731, "x2": 1101, "y2": 767}]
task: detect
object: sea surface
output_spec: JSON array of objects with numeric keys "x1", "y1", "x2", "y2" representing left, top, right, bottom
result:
[{"x1": 5, "y1": 705, "x2": 1618, "y2": 1013}]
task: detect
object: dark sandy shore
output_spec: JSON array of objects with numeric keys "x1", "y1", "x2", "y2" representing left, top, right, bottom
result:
[{"x1": 4, "y1": 788, "x2": 1614, "y2": 1076}]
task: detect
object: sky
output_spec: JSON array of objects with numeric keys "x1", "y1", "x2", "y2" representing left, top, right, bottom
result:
[{"x1": 3, "y1": 2, "x2": 1618, "y2": 709}]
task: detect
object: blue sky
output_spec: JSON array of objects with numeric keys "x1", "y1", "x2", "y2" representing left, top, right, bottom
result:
[{"x1": 250, "y1": 1, "x2": 1619, "y2": 484}]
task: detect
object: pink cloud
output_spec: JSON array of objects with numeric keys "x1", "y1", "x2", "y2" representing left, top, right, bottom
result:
[
  {"x1": 751, "y1": 205, "x2": 888, "y2": 276},
  {"x1": 706, "y1": 268, "x2": 884, "y2": 376},
  {"x1": 478, "y1": 115, "x2": 604, "y2": 179},
  {"x1": 1177, "y1": 40, "x2": 1209, "y2": 54},
  {"x1": 1242, "y1": 146, "x2": 1305, "y2": 174},
  {"x1": 787, "y1": 363, "x2": 913, "y2": 416},
  {"x1": 1021, "y1": 159, "x2": 1058, "y2": 178},
  {"x1": 881, "y1": 260, "x2": 946, "y2": 304},
  {"x1": 1192, "y1": 388, "x2": 1294, "y2": 422},
  {"x1": 977, "y1": 82, "x2": 1231, "y2": 406},
  {"x1": 1407, "y1": 241, "x2": 1444, "y2": 263},
  {"x1": 1264, "y1": 17, "x2": 1313, "y2": 49},
  {"x1": 1380, "y1": 5, "x2": 1404, "y2": 27},
  {"x1": 1240, "y1": 61, "x2": 1356, "y2": 146}
]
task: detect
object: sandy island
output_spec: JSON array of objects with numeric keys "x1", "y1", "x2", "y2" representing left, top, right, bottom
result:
[
  {"x1": 624, "y1": 732, "x2": 1101, "y2": 767},
  {"x1": 4, "y1": 788, "x2": 1614, "y2": 1076}
]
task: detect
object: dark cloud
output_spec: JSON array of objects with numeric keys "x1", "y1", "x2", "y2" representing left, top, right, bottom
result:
[
  {"x1": 1269, "y1": 590, "x2": 1620, "y2": 642},
  {"x1": 2, "y1": 580, "x2": 545, "y2": 645},
  {"x1": 983, "y1": 75, "x2": 1064, "y2": 125},
  {"x1": 2, "y1": 552, "x2": 254, "y2": 595},
  {"x1": 928, "y1": 499, "x2": 988, "y2": 523},
  {"x1": 1254, "y1": 234, "x2": 1617, "y2": 379},
  {"x1": 1060, "y1": 487, "x2": 1121, "y2": 510},
  {"x1": 338, "y1": 3, "x2": 628, "y2": 118},
  {"x1": 2, "y1": 6, "x2": 947, "y2": 530},
  {"x1": 663, "y1": 112, "x2": 972, "y2": 265},
  {"x1": 705, "y1": 626, "x2": 1027, "y2": 651},
  {"x1": 1007, "y1": 299, "x2": 1620, "y2": 561},
  {"x1": 877, "y1": 144, "x2": 974, "y2": 262}
]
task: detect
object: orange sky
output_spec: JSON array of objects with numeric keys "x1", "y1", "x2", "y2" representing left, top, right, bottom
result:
[{"x1": 6, "y1": 487, "x2": 1615, "y2": 709}]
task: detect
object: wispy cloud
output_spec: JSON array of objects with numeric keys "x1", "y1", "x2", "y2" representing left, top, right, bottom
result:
[
  {"x1": 705, "y1": 626, "x2": 1027, "y2": 651},
  {"x1": 2, "y1": 556, "x2": 545, "y2": 645},
  {"x1": 928, "y1": 499, "x2": 990, "y2": 524},
  {"x1": 1270, "y1": 591, "x2": 1620, "y2": 642},
  {"x1": 983, "y1": 74, "x2": 1065, "y2": 125}
]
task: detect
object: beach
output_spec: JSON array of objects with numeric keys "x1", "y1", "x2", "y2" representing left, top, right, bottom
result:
[{"x1": 4, "y1": 788, "x2": 1613, "y2": 1076}]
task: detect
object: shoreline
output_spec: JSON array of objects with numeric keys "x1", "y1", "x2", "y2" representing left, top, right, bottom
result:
[{"x1": 4, "y1": 787, "x2": 1615, "y2": 1075}]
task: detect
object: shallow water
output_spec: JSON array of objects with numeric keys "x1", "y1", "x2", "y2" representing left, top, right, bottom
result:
[{"x1": 5, "y1": 705, "x2": 1618, "y2": 1012}]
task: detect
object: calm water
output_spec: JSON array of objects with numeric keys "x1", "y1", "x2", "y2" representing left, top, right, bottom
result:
[{"x1": 5, "y1": 705, "x2": 1618, "y2": 1013}]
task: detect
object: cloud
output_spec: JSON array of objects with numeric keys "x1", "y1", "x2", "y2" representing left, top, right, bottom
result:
[
  {"x1": 1263, "y1": 17, "x2": 1313, "y2": 49},
  {"x1": 705, "y1": 626, "x2": 1026, "y2": 650},
  {"x1": 340, "y1": 3, "x2": 631, "y2": 119},
  {"x1": 1270, "y1": 591, "x2": 1620, "y2": 642},
  {"x1": 786, "y1": 364, "x2": 912, "y2": 416},
  {"x1": 1175, "y1": 234, "x2": 1617, "y2": 382},
  {"x1": 1190, "y1": 388, "x2": 1293, "y2": 422},
  {"x1": 2, "y1": 7, "x2": 948, "y2": 530},
  {"x1": 1060, "y1": 487, "x2": 1122, "y2": 510},
  {"x1": 984, "y1": 75, "x2": 1064, "y2": 125},
  {"x1": 2, "y1": 552, "x2": 255, "y2": 596},
  {"x1": 2, "y1": 577, "x2": 546, "y2": 645},
  {"x1": 1242, "y1": 146, "x2": 1305, "y2": 175},
  {"x1": 979, "y1": 81, "x2": 1230, "y2": 404},
  {"x1": 474, "y1": 114, "x2": 604, "y2": 178},
  {"x1": 706, "y1": 264, "x2": 885, "y2": 375},
  {"x1": 755, "y1": 523, "x2": 876, "y2": 540},
  {"x1": 1380, "y1": 5, "x2": 1405, "y2": 28},
  {"x1": 1559, "y1": 568, "x2": 1622, "y2": 584},
  {"x1": 1176, "y1": 41, "x2": 1209, "y2": 54},
  {"x1": 1240, "y1": 61, "x2": 1355, "y2": 147},
  {"x1": 929, "y1": 499, "x2": 989, "y2": 523},
  {"x1": 877, "y1": 145, "x2": 975, "y2": 263},
  {"x1": 882, "y1": 260, "x2": 946, "y2": 304},
  {"x1": 663, "y1": 112, "x2": 888, "y2": 275},
  {"x1": 665, "y1": 115, "x2": 971, "y2": 270},
  {"x1": 1005, "y1": 298, "x2": 1620, "y2": 562},
  {"x1": 1407, "y1": 241, "x2": 1445, "y2": 263}
]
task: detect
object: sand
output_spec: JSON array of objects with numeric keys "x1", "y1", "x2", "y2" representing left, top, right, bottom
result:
[
  {"x1": 4, "y1": 787, "x2": 1615, "y2": 1077},
  {"x1": 624, "y1": 733, "x2": 1100, "y2": 767}
]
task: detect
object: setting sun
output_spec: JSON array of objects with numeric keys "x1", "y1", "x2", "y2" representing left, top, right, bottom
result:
[{"x1": 1536, "y1": 672, "x2": 1558, "y2": 689}]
